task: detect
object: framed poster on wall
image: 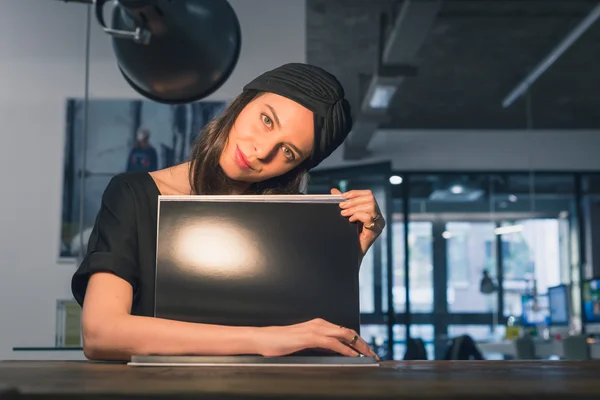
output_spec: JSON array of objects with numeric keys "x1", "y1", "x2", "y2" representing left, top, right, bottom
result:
[{"x1": 59, "y1": 98, "x2": 227, "y2": 261}]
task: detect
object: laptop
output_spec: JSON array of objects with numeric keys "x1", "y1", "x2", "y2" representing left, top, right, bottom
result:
[{"x1": 129, "y1": 194, "x2": 378, "y2": 367}]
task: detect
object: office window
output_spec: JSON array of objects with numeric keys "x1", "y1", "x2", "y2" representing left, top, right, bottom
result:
[
  {"x1": 393, "y1": 324, "x2": 435, "y2": 360},
  {"x1": 447, "y1": 324, "x2": 506, "y2": 342}
]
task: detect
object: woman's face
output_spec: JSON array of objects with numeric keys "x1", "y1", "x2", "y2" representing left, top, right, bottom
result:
[{"x1": 219, "y1": 93, "x2": 315, "y2": 183}]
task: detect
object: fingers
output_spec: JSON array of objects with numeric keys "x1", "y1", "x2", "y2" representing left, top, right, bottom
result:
[
  {"x1": 330, "y1": 188, "x2": 342, "y2": 195},
  {"x1": 340, "y1": 203, "x2": 376, "y2": 219},
  {"x1": 306, "y1": 319, "x2": 378, "y2": 359},
  {"x1": 311, "y1": 319, "x2": 378, "y2": 359},
  {"x1": 339, "y1": 193, "x2": 379, "y2": 221},
  {"x1": 315, "y1": 337, "x2": 361, "y2": 357},
  {"x1": 348, "y1": 211, "x2": 376, "y2": 225},
  {"x1": 340, "y1": 190, "x2": 373, "y2": 199},
  {"x1": 339, "y1": 194, "x2": 376, "y2": 209},
  {"x1": 326, "y1": 327, "x2": 378, "y2": 359}
]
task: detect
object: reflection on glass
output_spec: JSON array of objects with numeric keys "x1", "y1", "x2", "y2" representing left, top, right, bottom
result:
[
  {"x1": 446, "y1": 222, "x2": 497, "y2": 313},
  {"x1": 393, "y1": 221, "x2": 433, "y2": 313},
  {"x1": 172, "y1": 221, "x2": 266, "y2": 279},
  {"x1": 501, "y1": 219, "x2": 563, "y2": 317}
]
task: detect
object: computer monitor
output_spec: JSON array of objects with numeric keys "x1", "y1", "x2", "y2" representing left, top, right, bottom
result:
[
  {"x1": 154, "y1": 195, "x2": 362, "y2": 334},
  {"x1": 521, "y1": 294, "x2": 549, "y2": 327},
  {"x1": 583, "y1": 278, "x2": 600, "y2": 324},
  {"x1": 548, "y1": 284, "x2": 570, "y2": 326}
]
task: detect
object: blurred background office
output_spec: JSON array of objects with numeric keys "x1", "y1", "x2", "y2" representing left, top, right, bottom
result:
[{"x1": 1, "y1": 0, "x2": 600, "y2": 361}]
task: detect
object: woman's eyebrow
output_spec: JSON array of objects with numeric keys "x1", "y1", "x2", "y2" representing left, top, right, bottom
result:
[{"x1": 265, "y1": 104, "x2": 281, "y2": 129}]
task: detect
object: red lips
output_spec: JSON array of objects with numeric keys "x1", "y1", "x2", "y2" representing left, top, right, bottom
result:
[{"x1": 235, "y1": 145, "x2": 252, "y2": 170}]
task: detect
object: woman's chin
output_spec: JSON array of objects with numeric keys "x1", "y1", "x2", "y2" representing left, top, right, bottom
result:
[{"x1": 222, "y1": 167, "x2": 259, "y2": 184}]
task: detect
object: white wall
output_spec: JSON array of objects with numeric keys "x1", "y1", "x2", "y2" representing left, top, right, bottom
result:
[
  {"x1": 316, "y1": 129, "x2": 600, "y2": 172},
  {"x1": 0, "y1": 0, "x2": 306, "y2": 360}
]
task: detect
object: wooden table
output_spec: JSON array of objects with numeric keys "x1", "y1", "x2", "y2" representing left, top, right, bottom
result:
[{"x1": 1, "y1": 360, "x2": 600, "y2": 399}]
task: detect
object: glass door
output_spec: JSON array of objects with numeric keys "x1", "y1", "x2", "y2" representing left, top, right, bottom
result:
[
  {"x1": 307, "y1": 162, "x2": 394, "y2": 359},
  {"x1": 443, "y1": 221, "x2": 503, "y2": 350},
  {"x1": 392, "y1": 218, "x2": 499, "y2": 360},
  {"x1": 394, "y1": 173, "x2": 504, "y2": 359}
]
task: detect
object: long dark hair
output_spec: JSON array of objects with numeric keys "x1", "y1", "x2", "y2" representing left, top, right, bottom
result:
[{"x1": 188, "y1": 90, "x2": 309, "y2": 195}]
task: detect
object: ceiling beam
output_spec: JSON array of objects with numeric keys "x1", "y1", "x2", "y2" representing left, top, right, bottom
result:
[
  {"x1": 343, "y1": 121, "x2": 381, "y2": 160},
  {"x1": 502, "y1": 2, "x2": 600, "y2": 108},
  {"x1": 383, "y1": 0, "x2": 443, "y2": 65},
  {"x1": 344, "y1": 0, "x2": 442, "y2": 160}
]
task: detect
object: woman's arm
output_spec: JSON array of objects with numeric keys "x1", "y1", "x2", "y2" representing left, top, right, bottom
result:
[
  {"x1": 81, "y1": 272, "x2": 377, "y2": 361},
  {"x1": 81, "y1": 272, "x2": 261, "y2": 360}
]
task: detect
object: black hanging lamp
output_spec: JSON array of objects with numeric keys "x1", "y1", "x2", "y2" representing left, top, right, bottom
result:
[{"x1": 93, "y1": 0, "x2": 241, "y2": 104}]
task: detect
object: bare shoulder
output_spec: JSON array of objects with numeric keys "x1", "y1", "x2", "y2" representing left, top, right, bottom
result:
[{"x1": 149, "y1": 162, "x2": 192, "y2": 195}]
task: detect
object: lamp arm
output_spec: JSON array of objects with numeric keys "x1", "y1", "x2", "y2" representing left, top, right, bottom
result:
[
  {"x1": 94, "y1": 0, "x2": 152, "y2": 44},
  {"x1": 55, "y1": 0, "x2": 151, "y2": 44},
  {"x1": 55, "y1": 0, "x2": 94, "y2": 3}
]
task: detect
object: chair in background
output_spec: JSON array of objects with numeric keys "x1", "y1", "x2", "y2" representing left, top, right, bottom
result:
[
  {"x1": 404, "y1": 338, "x2": 428, "y2": 360},
  {"x1": 515, "y1": 336, "x2": 536, "y2": 359},
  {"x1": 562, "y1": 335, "x2": 591, "y2": 360},
  {"x1": 443, "y1": 335, "x2": 485, "y2": 360}
]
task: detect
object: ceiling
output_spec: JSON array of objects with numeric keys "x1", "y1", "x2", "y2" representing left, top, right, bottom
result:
[{"x1": 306, "y1": 0, "x2": 600, "y2": 130}]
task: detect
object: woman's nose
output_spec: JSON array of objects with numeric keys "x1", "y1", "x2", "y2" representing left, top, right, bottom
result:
[{"x1": 253, "y1": 138, "x2": 278, "y2": 161}]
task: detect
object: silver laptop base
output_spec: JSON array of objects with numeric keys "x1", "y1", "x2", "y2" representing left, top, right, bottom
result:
[{"x1": 129, "y1": 355, "x2": 379, "y2": 367}]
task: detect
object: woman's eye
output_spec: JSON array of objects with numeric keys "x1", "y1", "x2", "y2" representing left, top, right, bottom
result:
[
  {"x1": 282, "y1": 146, "x2": 295, "y2": 161},
  {"x1": 262, "y1": 114, "x2": 272, "y2": 127}
]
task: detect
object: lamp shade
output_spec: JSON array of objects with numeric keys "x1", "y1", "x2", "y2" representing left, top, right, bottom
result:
[{"x1": 96, "y1": 0, "x2": 241, "y2": 104}]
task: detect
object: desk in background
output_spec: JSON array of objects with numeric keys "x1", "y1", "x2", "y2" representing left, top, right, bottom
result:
[
  {"x1": 478, "y1": 339, "x2": 600, "y2": 359},
  {"x1": 2, "y1": 360, "x2": 600, "y2": 399},
  {"x1": 10, "y1": 347, "x2": 86, "y2": 361}
]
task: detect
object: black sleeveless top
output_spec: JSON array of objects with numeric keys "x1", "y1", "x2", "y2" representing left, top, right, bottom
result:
[{"x1": 71, "y1": 171, "x2": 162, "y2": 316}]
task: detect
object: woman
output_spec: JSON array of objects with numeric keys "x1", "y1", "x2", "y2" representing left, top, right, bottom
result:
[{"x1": 72, "y1": 63, "x2": 386, "y2": 361}]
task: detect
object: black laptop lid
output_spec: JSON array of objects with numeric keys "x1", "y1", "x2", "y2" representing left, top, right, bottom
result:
[{"x1": 154, "y1": 195, "x2": 361, "y2": 334}]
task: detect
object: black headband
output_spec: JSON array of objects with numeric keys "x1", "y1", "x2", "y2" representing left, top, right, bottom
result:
[{"x1": 243, "y1": 63, "x2": 353, "y2": 169}]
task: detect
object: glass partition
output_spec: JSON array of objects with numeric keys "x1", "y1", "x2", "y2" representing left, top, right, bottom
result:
[{"x1": 390, "y1": 171, "x2": 576, "y2": 358}]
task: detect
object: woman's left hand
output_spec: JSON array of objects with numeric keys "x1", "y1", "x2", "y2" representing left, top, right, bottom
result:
[{"x1": 331, "y1": 188, "x2": 386, "y2": 258}]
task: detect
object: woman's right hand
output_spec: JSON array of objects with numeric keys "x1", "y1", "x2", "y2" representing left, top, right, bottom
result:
[{"x1": 256, "y1": 318, "x2": 379, "y2": 359}]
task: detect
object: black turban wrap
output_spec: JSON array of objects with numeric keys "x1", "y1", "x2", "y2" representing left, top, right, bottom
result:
[{"x1": 243, "y1": 63, "x2": 353, "y2": 169}]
